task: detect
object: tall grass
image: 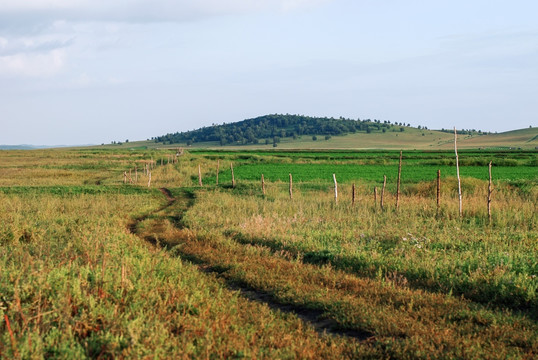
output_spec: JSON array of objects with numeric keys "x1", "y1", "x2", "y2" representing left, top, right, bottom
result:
[
  {"x1": 1, "y1": 148, "x2": 536, "y2": 358},
  {"x1": 183, "y1": 180, "x2": 538, "y2": 313},
  {"x1": 0, "y1": 191, "x2": 360, "y2": 358}
]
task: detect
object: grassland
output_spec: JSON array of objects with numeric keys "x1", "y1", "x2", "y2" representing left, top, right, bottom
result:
[
  {"x1": 96, "y1": 126, "x2": 538, "y2": 151},
  {"x1": 0, "y1": 148, "x2": 536, "y2": 359}
]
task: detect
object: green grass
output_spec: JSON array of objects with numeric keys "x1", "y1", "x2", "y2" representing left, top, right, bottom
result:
[
  {"x1": 1, "y1": 148, "x2": 537, "y2": 358},
  {"x1": 184, "y1": 186, "x2": 538, "y2": 315},
  {"x1": 0, "y1": 185, "x2": 158, "y2": 196},
  {"x1": 0, "y1": 191, "x2": 360, "y2": 358},
  {"x1": 187, "y1": 150, "x2": 537, "y2": 189},
  {"x1": 211, "y1": 162, "x2": 536, "y2": 185},
  {"x1": 149, "y1": 187, "x2": 538, "y2": 359}
]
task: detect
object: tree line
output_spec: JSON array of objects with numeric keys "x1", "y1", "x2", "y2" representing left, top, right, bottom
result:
[{"x1": 153, "y1": 114, "x2": 405, "y2": 146}]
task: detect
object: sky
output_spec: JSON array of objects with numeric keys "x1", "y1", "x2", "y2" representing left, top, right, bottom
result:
[{"x1": 1, "y1": 0, "x2": 537, "y2": 145}]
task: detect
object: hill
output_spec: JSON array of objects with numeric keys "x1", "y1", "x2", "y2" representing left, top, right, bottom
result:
[
  {"x1": 149, "y1": 114, "x2": 538, "y2": 150},
  {"x1": 94, "y1": 115, "x2": 537, "y2": 150},
  {"x1": 444, "y1": 127, "x2": 538, "y2": 149},
  {"x1": 153, "y1": 114, "x2": 434, "y2": 146}
]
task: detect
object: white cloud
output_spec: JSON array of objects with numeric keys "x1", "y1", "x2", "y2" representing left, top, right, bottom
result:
[
  {"x1": 0, "y1": 35, "x2": 72, "y2": 56},
  {"x1": 0, "y1": 31, "x2": 72, "y2": 77},
  {"x1": 0, "y1": 0, "x2": 331, "y2": 78},
  {"x1": 0, "y1": 0, "x2": 88, "y2": 11},
  {"x1": 0, "y1": 1, "x2": 331, "y2": 25},
  {"x1": 0, "y1": 48, "x2": 65, "y2": 77}
]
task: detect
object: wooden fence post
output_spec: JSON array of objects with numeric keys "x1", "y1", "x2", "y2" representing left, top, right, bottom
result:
[
  {"x1": 262, "y1": 174, "x2": 266, "y2": 196},
  {"x1": 148, "y1": 172, "x2": 151, "y2": 188},
  {"x1": 396, "y1": 151, "x2": 402, "y2": 210},
  {"x1": 129, "y1": 169, "x2": 133, "y2": 184},
  {"x1": 216, "y1": 160, "x2": 220, "y2": 186},
  {"x1": 231, "y1": 163, "x2": 235, "y2": 188},
  {"x1": 381, "y1": 175, "x2": 387, "y2": 210},
  {"x1": 198, "y1": 164, "x2": 203, "y2": 187},
  {"x1": 352, "y1": 183, "x2": 356, "y2": 206},
  {"x1": 437, "y1": 169, "x2": 441, "y2": 214},
  {"x1": 135, "y1": 166, "x2": 138, "y2": 183},
  {"x1": 454, "y1": 127, "x2": 463, "y2": 217},
  {"x1": 123, "y1": 171, "x2": 127, "y2": 184},
  {"x1": 488, "y1": 161, "x2": 493, "y2": 222},
  {"x1": 289, "y1": 173, "x2": 293, "y2": 199},
  {"x1": 333, "y1": 174, "x2": 338, "y2": 203},
  {"x1": 374, "y1": 187, "x2": 378, "y2": 208}
]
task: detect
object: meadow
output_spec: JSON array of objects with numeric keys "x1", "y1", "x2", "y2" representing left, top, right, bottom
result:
[
  {"x1": 101, "y1": 126, "x2": 538, "y2": 151},
  {"x1": 0, "y1": 148, "x2": 536, "y2": 359}
]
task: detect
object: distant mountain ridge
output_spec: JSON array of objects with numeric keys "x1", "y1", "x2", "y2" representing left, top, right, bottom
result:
[
  {"x1": 0, "y1": 144, "x2": 86, "y2": 150},
  {"x1": 0, "y1": 145, "x2": 49, "y2": 150}
]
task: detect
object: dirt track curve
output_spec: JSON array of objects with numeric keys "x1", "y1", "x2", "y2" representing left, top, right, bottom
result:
[{"x1": 128, "y1": 187, "x2": 373, "y2": 341}]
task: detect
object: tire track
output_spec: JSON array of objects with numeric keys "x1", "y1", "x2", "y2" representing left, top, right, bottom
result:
[{"x1": 129, "y1": 188, "x2": 374, "y2": 342}]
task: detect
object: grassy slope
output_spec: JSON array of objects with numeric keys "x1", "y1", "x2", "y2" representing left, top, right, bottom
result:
[
  {"x1": 221, "y1": 127, "x2": 538, "y2": 150},
  {"x1": 91, "y1": 127, "x2": 538, "y2": 151},
  {"x1": 450, "y1": 127, "x2": 538, "y2": 149}
]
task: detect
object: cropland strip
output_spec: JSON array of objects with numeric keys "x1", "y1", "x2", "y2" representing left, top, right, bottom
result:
[{"x1": 130, "y1": 188, "x2": 538, "y2": 359}]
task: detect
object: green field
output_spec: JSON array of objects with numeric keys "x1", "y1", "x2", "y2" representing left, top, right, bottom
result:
[
  {"x1": 194, "y1": 150, "x2": 537, "y2": 189},
  {"x1": 1, "y1": 148, "x2": 537, "y2": 359}
]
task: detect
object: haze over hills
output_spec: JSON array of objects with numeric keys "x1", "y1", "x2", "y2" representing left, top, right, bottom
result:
[
  {"x1": 0, "y1": 144, "x2": 93, "y2": 150},
  {"x1": 0, "y1": 145, "x2": 67, "y2": 150}
]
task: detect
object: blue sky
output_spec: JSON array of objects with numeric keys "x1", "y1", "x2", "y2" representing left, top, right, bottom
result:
[{"x1": 1, "y1": 0, "x2": 537, "y2": 145}]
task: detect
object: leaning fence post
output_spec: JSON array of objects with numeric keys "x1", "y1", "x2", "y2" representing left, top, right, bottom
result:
[
  {"x1": 289, "y1": 173, "x2": 293, "y2": 199},
  {"x1": 198, "y1": 164, "x2": 203, "y2": 187},
  {"x1": 381, "y1": 175, "x2": 387, "y2": 210},
  {"x1": 262, "y1": 174, "x2": 266, "y2": 196},
  {"x1": 231, "y1": 163, "x2": 236, "y2": 188},
  {"x1": 437, "y1": 169, "x2": 441, "y2": 215},
  {"x1": 333, "y1": 174, "x2": 338, "y2": 203},
  {"x1": 488, "y1": 161, "x2": 493, "y2": 222},
  {"x1": 396, "y1": 151, "x2": 402, "y2": 210},
  {"x1": 374, "y1": 187, "x2": 378, "y2": 209},
  {"x1": 216, "y1": 160, "x2": 220, "y2": 186},
  {"x1": 454, "y1": 127, "x2": 463, "y2": 217}
]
